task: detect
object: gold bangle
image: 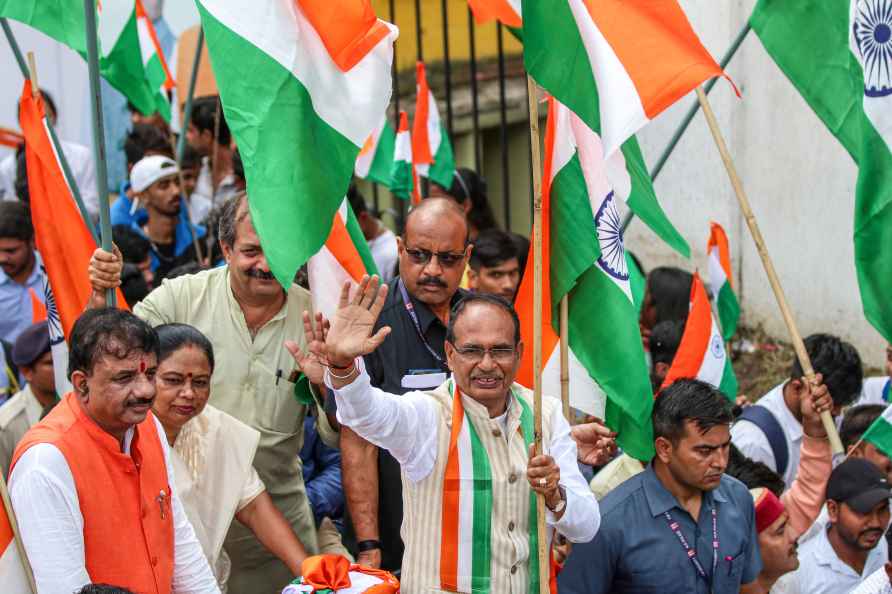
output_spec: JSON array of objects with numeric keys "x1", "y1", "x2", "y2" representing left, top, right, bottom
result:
[{"x1": 328, "y1": 363, "x2": 357, "y2": 380}]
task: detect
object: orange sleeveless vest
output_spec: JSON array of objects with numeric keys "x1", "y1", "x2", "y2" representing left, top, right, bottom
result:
[{"x1": 11, "y1": 392, "x2": 175, "y2": 594}]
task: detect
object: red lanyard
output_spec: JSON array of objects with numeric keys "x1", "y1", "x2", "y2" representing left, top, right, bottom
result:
[
  {"x1": 398, "y1": 279, "x2": 444, "y2": 364},
  {"x1": 663, "y1": 506, "x2": 718, "y2": 589}
]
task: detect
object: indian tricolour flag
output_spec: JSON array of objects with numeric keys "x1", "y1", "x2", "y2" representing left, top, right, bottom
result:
[
  {"x1": 751, "y1": 0, "x2": 892, "y2": 345},
  {"x1": 0, "y1": 0, "x2": 174, "y2": 122},
  {"x1": 355, "y1": 116, "x2": 396, "y2": 187},
  {"x1": 707, "y1": 222, "x2": 740, "y2": 340},
  {"x1": 523, "y1": 0, "x2": 731, "y2": 157},
  {"x1": 661, "y1": 273, "x2": 738, "y2": 401},
  {"x1": 412, "y1": 61, "x2": 455, "y2": 190},
  {"x1": 516, "y1": 98, "x2": 675, "y2": 461},
  {"x1": 862, "y1": 405, "x2": 892, "y2": 458},
  {"x1": 307, "y1": 198, "x2": 379, "y2": 321},
  {"x1": 197, "y1": 0, "x2": 397, "y2": 289},
  {"x1": 0, "y1": 475, "x2": 33, "y2": 594},
  {"x1": 391, "y1": 111, "x2": 422, "y2": 204},
  {"x1": 468, "y1": 0, "x2": 521, "y2": 27},
  {"x1": 134, "y1": 0, "x2": 175, "y2": 121}
]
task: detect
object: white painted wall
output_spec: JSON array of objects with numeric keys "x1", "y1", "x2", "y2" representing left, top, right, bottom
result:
[{"x1": 623, "y1": 0, "x2": 885, "y2": 369}]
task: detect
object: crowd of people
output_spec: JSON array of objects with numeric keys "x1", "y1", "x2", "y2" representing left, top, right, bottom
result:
[{"x1": 2, "y1": 88, "x2": 892, "y2": 594}]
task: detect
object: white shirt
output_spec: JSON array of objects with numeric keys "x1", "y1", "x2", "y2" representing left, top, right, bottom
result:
[
  {"x1": 9, "y1": 415, "x2": 220, "y2": 594},
  {"x1": 852, "y1": 565, "x2": 892, "y2": 594},
  {"x1": 794, "y1": 523, "x2": 887, "y2": 594},
  {"x1": 0, "y1": 140, "x2": 98, "y2": 219},
  {"x1": 858, "y1": 377, "x2": 891, "y2": 406},
  {"x1": 328, "y1": 361, "x2": 599, "y2": 543},
  {"x1": 368, "y1": 227, "x2": 398, "y2": 285},
  {"x1": 731, "y1": 382, "x2": 802, "y2": 488}
]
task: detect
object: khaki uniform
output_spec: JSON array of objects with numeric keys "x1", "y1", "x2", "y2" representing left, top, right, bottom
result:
[
  {"x1": 0, "y1": 384, "x2": 42, "y2": 478},
  {"x1": 135, "y1": 266, "x2": 319, "y2": 593}
]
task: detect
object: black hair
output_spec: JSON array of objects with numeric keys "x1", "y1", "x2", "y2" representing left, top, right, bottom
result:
[
  {"x1": 155, "y1": 323, "x2": 215, "y2": 372},
  {"x1": 653, "y1": 378, "x2": 733, "y2": 444},
  {"x1": 77, "y1": 585, "x2": 136, "y2": 594},
  {"x1": 233, "y1": 147, "x2": 244, "y2": 183},
  {"x1": 725, "y1": 443, "x2": 786, "y2": 497},
  {"x1": 181, "y1": 143, "x2": 201, "y2": 170},
  {"x1": 347, "y1": 183, "x2": 368, "y2": 216},
  {"x1": 217, "y1": 192, "x2": 249, "y2": 248},
  {"x1": 14, "y1": 148, "x2": 29, "y2": 205},
  {"x1": 650, "y1": 320, "x2": 685, "y2": 366},
  {"x1": 790, "y1": 334, "x2": 863, "y2": 407},
  {"x1": 446, "y1": 293, "x2": 520, "y2": 346},
  {"x1": 112, "y1": 225, "x2": 151, "y2": 264},
  {"x1": 191, "y1": 95, "x2": 231, "y2": 146},
  {"x1": 840, "y1": 404, "x2": 887, "y2": 450},
  {"x1": 646, "y1": 267, "x2": 693, "y2": 327},
  {"x1": 165, "y1": 262, "x2": 203, "y2": 279},
  {"x1": 436, "y1": 168, "x2": 497, "y2": 234},
  {"x1": 17, "y1": 88, "x2": 56, "y2": 121},
  {"x1": 124, "y1": 123, "x2": 173, "y2": 168},
  {"x1": 469, "y1": 229, "x2": 518, "y2": 271},
  {"x1": 0, "y1": 200, "x2": 33, "y2": 242},
  {"x1": 68, "y1": 309, "x2": 160, "y2": 379},
  {"x1": 120, "y1": 263, "x2": 151, "y2": 306}
]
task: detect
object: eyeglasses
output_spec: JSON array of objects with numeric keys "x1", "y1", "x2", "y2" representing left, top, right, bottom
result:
[
  {"x1": 404, "y1": 246, "x2": 466, "y2": 268},
  {"x1": 453, "y1": 345, "x2": 517, "y2": 363}
]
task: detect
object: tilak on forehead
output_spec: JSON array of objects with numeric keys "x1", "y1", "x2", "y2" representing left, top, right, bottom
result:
[{"x1": 139, "y1": 358, "x2": 148, "y2": 374}]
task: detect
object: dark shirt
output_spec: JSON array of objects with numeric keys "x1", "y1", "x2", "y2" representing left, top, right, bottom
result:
[
  {"x1": 334, "y1": 277, "x2": 465, "y2": 571},
  {"x1": 299, "y1": 415, "x2": 344, "y2": 529},
  {"x1": 558, "y1": 464, "x2": 762, "y2": 594}
]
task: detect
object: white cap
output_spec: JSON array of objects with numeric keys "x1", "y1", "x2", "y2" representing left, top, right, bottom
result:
[{"x1": 130, "y1": 155, "x2": 179, "y2": 193}]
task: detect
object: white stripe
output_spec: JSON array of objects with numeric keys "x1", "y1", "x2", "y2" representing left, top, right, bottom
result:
[
  {"x1": 307, "y1": 245, "x2": 352, "y2": 320},
  {"x1": 199, "y1": 0, "x2": 397, "y2": 147},
  {"x1": 542, "y1": 343, "x2": 606, "y2": 419},
  {"x1": 507, "y1": 0, "x2": 522, "y2": 19},
  {"x1": 566, "y1": 0, "x2": 649, "y2": 157},
  {"x1": 881, "y1": 404, "x2": 892, "y2": 424},
  {"x1": 427, "y1": 90, "x2": 443, "y2": 154},
  {"x1": 455, "y1": 414, "x2": 474, "y2": 592},
  {"x1": 355, "y1": 118, "x2": 387, "y2": 178},
  {"x1": 851, "y1": 0, "x2": 892, "y2": 153},
  {"x1": 98, "y1": 1, "x2": 135, "y2": 59},
  {"x1": 394, "y1": 129, "x2": 412, "y2": 164},
  {"x1": 549, "y1": 102, "x2": 576, "y2": 180},
  {"x1": 0, "y1": 542, "x2": 32, "y2": 594},
  {"x1": 696, "y1": 316, "x2": 727, "y2": 388},
  {"x1": 707, "y1": 247, "x2": 727, "y2": 300},
  {"x1": 136, "y1": 17, "x2": 156, "y2": 68},
  {"x1": 336, "y1": 571, "x2": 384, "y2": 593}
]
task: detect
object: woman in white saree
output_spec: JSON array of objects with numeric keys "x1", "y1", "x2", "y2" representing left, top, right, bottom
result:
[{"x1": 152, "y1": 323, "x2": 308, "y2": 590}]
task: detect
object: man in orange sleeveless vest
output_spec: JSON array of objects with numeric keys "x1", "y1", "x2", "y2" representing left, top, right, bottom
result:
[{"x1": 8, "y1": 308, "x2": 219, "y2": 594}]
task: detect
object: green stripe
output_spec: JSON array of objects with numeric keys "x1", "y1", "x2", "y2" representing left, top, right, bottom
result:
[
  {"x1": 550, "y1": 157, "x2": 655, "y2": 460},
  {"x1": 390, "y1": 159, "x2": 415, "y2": 201},
  {"x1": 466, "y1": 416, "x2": 493, "y2": 593},
  {"x1": 627, "y1": 252, "x2": 646, "y2": 314},
  {"x1": 864, "y1": 417, "x2": 892, "y2": 459},
  {"x1": 199, "y1": 4, "x2": 358, "y2": 288},
  {"x1": 717, "y1": 282, "x2": 740, "y2": 340},
  {"x1": 718, "y1": 356, "x2": 738, "y2": 402},
  {"x1": 344, "y1": 202, "x2": 379, "y2": 276},
  {"x1": 145, "y1": 55, "x2": 172, "y2": 121},
  {"x1": 366, "y1": 122, "x2": 396, "y2": 187},
  {"x1": 428, "y1": 123, "x2": 456, "y2": 190},
  {"x1": 516, "y1": 396, "x2": 541, "y2": 594}
]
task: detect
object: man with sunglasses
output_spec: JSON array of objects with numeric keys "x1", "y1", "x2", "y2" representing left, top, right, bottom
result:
[
  {"x1": 292, "y1": 278, "x2": 598, "y2": 592},
  {"x1": 333, "y1": 198, "x2": 471, "y2": 573}
]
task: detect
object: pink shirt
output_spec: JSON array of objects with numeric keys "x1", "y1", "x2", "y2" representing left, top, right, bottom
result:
[{"x1": 783, "y1": 434, "x2": 832, "y2": 537}]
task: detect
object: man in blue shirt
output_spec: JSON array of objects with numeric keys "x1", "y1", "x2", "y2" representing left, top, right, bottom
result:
[
  {"x1": 0, "y1": 202, "x2": 45, "y2": 345},
  {"x1": 559, "y1": 378, "x2": 762, "y2": 593}
]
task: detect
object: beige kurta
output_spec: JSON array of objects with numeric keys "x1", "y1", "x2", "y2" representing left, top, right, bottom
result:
[
  {"x1": 0, "y1": 384, "x2": 43, "y2": 478},
  {"x1": 172, "y1": 405, "x2": 265, "y2": 589},
  {"x1": 589, "y1": 453, "x2": 644, "y2": 500},
  {"x1": 134, "y1": 266, "x2": 319, "y2": 593}
]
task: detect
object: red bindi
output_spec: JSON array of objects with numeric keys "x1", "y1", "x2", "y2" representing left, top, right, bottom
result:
[{"x1": 139, "y1": 359, "x2": 147, "y2": 374}]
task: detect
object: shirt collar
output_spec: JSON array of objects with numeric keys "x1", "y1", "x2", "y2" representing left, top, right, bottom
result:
[
  {"x1": 0, "y1": 251, "x2": 43, "y2": 287},
  {"x1": 399, "y1": 278, "x2": 464, "y2": 333},
  {"x1": 642, "y1": 463, "x2": 726, "y2": 518},
  {"x1": 814, "y1": 523, "x2": 886, "y2": 577}
]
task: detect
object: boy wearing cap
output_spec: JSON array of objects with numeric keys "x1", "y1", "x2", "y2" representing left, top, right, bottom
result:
[
  {"x1": 794, "y1": 458, "x2": 892, "y2": 594},
  {"x1": 0, "y1": 321, "x2": 56, "y2": 477},
  {"x1": 127, "y1": 155, "x2": 205, "y2": 280}
]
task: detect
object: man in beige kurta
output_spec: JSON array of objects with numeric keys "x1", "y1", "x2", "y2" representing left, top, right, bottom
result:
[{"x1": 88, "y1": 194, "x2": 322, "y2": 594}]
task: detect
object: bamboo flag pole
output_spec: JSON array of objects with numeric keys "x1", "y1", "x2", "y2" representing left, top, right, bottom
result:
[
  {"x1": 83, "y1": 0, "x2": 116, "y2": 307},
  {"x1": 695, "y1": 86, "x2": 843, "y2": 454},
  {"x1": 0, "y1": 473, "x2": 37, "y2": 594},
  {"x1": 560, "y1": 296, "x2": 571, "y2": 422},
  {"x1": 176, "y1": 28, "x2": 204, "y2": 163},
  {"x1": 526, "y1": 75, "x2": 549, "y2": 594}
]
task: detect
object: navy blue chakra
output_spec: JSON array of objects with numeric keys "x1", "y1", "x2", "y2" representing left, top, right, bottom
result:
[
  {"x1": 594, "y1": 191, "x2": 628, "y2": 281},
  {"x1": 854, "y1": 0, "x2": 892, "y2": 97}
]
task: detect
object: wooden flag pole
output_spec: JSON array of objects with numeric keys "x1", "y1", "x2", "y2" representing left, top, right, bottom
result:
[
  {"x1": 526, "y1": 75, "x2": 549, "y2": 594},
  {"x1": 560, "y1": 295, "x2": 571, "y2": 422},
  {"x1": 0, "y1": 473, "x2": 38, "y2": 594},
  {"x1": 83, "y1": 0, "x2": 116, "y2": 307},
  {"x1": 695, "y1": 86, "x2": 843, "y2": 454}
]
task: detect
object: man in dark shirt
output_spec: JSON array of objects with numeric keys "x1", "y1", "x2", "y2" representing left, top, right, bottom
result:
[
  {"x1": 338, "y1": 197, "x2": 470, "y2": 572},
  {"x1": 559, "y1": 378, "x2": 762, "y2": 593}
]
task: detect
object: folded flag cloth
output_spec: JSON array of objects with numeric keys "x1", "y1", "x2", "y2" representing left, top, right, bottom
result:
[{"x1": 282, "y1": 554, "x2": 399, "y2": 594}]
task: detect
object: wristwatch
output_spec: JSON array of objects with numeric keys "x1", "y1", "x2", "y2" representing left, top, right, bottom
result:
[{"x1": 547, "y1": 485, "x2": 567, "y2": 513}]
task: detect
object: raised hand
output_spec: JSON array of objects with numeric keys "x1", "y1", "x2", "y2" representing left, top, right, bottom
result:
[
  {"x1": 325, "y1": 276, "x2": 391, "y2": 367},
  {"x1": 800, "y1": 372, "x2": 832, "y2": 439},
  {"x1": 571, "y1": 420, "x2": 618, "y2": 467},
  {"x1": 284, "y1": 311, "x2": 331, "y2": 386}
]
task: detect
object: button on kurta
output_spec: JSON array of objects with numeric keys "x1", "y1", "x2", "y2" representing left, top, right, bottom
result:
[{"x1": 508, "y1": 472, "x2": 518, "y2": 484}]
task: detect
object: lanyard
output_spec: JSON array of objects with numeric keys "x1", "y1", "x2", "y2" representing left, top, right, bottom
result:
[
  {"x1": 663, "y1": 506, "x2": 718, "y2": 589},
  {"x1": 397, "y1": 279, "x2": 444, "y2": 364}
]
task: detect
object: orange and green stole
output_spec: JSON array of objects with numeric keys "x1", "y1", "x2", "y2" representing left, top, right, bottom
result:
[{"x1": 439, "y1": 381, "x2": 544, "y2": 593}]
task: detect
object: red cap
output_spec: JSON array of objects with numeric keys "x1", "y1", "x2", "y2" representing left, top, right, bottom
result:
[{"x1": 751, "y1": 487, "x2": 785, "y2": 533}]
